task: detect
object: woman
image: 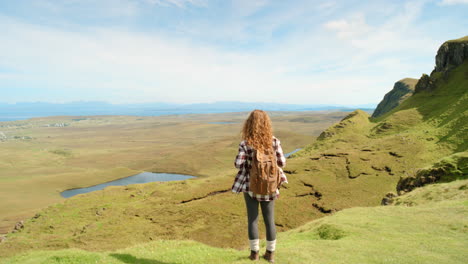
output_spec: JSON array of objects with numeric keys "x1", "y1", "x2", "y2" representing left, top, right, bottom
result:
[{"x1": 231, "y1": 110, "x2": 288, "y2": 263}]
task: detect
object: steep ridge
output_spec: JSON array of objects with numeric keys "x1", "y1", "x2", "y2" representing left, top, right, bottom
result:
[
  {"x1": 370, "y1": 36, "x2": 467, "y2": 119},
  {"x1": 0, "y1": 36, "x2": 467, "y2": 259},
  {"x1": 371, "y1": 78, "x2": 418, "y2": 118},
  {"x1": 317, "y1": 109, "x2": 371, "y2": 140},
  {"x1": 373, "y1": 36, "x2": 468, "y2": 152}
]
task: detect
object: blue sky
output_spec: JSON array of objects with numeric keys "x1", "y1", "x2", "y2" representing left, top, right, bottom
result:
[{"x1": 0, "y1": 0, "x2": 467, "y2": 105}]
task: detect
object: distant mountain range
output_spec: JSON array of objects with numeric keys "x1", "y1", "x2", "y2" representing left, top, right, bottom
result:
[{"x1": 0, "y1": 101, "x2": 376, "y2": 121}]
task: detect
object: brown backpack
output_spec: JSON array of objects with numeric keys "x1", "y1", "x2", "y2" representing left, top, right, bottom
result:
[{"x1": 249, "y1": 147, "x2": 281, "y2": 195}]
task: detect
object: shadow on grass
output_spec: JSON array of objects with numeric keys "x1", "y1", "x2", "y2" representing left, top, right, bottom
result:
[{"x1": 110, "y1": 253, "x2": 176, "y2": 264}]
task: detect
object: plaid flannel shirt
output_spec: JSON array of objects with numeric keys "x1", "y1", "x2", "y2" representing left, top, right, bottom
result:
[{"x1": 231, "y1": 136, "x2": 288, "y2": 201}]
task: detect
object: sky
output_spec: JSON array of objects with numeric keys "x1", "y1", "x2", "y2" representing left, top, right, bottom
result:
[{"x1": 0, "y1": 0, "x2": 467, "y2": 105}]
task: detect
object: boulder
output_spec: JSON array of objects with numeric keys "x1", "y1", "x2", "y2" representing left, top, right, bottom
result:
[
  {"x1": 381, "y1": 192, "x2": 398, "y2": 205},
  {"x1": 14, "y1": 220, "x2": 24, "y2": 231}
]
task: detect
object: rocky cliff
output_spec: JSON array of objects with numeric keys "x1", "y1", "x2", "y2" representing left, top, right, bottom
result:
[
  {"x1": 435, "y1": 36, "x2": 468, "y2": 73},
  {"x1": 373, "y1": 36, "x2": 468, "y2": 113},
  {"x1": 371, "y1": 78, "x2": 418, "y2": 118},
  {"x1": 415, "y1": 36, "x2": 468, "y2": 93}
]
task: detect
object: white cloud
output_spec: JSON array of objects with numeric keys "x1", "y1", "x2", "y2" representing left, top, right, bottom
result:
[
  {"x1": 322, "y1": 0, "x2": 435, "y2": 64},
  {"x1": 0, "y1": 14, "x2": 381, "y2": 104},
  {"x1": 0, "y1": 16, "x2": 287, "y2": 103},
  {"x1": 145, "y1": 0, "x2": 207, "y2": 8},
  {"x1": 31, "y1": 0, "x2": 141, "y2": 17},
  {"x1": 230, "y1": 0, "x2": 270, "y2": 17},
  {"x1": 317, "y1": 1, "x2": 337, "y2": 10},
  {"x1": 324, "y1": 13, "x2": 372, "y2": 39},
  {"x1": 1, "y1": 0, "x2": 460, "y2": 105},
  {"x1": 439, "y1": 0, "x2": 468, "y2": 5}
]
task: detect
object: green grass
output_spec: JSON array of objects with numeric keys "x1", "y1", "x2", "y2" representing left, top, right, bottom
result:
[
  {"x1": 2, "y1": 179, "x2": 467, "y2": 264},
  {"x1": 0, "y1": 45, "x2": 467, "y2": 262},
  {"x1": 371, "y1": 78, "x2": 418, "y2": 118},
  {"x1": 446, "y1": 35, "x2": 468, "y2": 43},
  {"x1": 419, "y1": 151, "x2": 467, "y2": 182},
  {"x1": 49, "y1": 149, "x2": 73, "y2": 157},
  {"x1": 2, "y1": 72, "x2": 465, "y2": 256},
  {"x1": 371, "y1": 61, "x2": 468, "y2": 152},
  {"x1": 0, "y1": 111, "x2": 337, "y2": 235}
]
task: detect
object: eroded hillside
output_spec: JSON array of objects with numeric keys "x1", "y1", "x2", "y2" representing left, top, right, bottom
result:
[{"x1": 2, "y1": 178, "x2": 467, "y2": 263}]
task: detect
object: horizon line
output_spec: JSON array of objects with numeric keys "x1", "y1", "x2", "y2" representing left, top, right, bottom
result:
[{"x1": 0, "y1": 100, "x2": 378, "y2": 107}]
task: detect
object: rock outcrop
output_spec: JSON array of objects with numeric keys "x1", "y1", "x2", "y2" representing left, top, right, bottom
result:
[
  {"x1": 373, "y1": 36, "x2": 467, "y2": 115},
  {"x1": 11, "y1": 221, "x2": 24, "y2": 233},
  {"x1": 435, "y1": 36, "x2": 468, "y2": 73},
  {"x1": 381, "y1": 192, "x2": 397, "y2": 205},
  {"x1": 372, "y1": 78, "x2": 418, "y2": 118},
  {"x1": 414, "y1": 36, "x2": 468, "y2": 93},
  {"x1": 396, "y1": 152, "x2": 467, "y2": 195},
  {"x1": 414, "y1": 73, "x2": 435, "y2": 93}
]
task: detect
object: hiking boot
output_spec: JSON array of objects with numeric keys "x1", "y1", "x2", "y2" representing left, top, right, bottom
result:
[
  {"x1": 249, "y1": 250, "x2": 259, "y2": 260},
  {"x1": 263, "y1": 250, "x2": 275, "y2": 263}
]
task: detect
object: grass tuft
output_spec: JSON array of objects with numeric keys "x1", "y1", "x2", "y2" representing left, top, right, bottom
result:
[{"x1": 315, "y1": 224, "x2": 347, "y2": 240}]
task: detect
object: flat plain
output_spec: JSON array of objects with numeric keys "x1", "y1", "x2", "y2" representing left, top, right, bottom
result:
[{"x1": 0, "y1": 110, "x2": 348, "y2": 235}]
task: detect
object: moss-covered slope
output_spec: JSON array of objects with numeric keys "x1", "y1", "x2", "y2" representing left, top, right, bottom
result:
[{"x1": 2, "y1": 179, "x2": 467, "y2": 264}]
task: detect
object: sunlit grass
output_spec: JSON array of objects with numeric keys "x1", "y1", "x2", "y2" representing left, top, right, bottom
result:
[{"x1": 2, "y1": 179, "x2": 467, "y2": 264}]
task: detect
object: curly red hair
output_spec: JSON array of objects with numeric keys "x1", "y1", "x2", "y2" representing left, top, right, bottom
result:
[{"x1": 242, "y1": 109, "x2": 273, "y2": 152}]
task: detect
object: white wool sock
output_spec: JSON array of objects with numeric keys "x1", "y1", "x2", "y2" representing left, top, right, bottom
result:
[
  {"x1": 266, "y1": 239, "x2": 276, "y2": 252},
  {"x1": 249, "y1": 239, "x2": 259, "y2": 251}
]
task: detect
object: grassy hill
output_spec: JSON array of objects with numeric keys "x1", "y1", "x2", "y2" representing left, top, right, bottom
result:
[
  {"x1": 371, "y1": 78, "x2": 418, "y2": 118},
  {"x1": 0, "y1": 37, "x2": 467, "y2": 262},
  {"x1": 372, "y1": 60, "x2": 468, "y2": 152},
  {"x1": 2, "y1": 178, "x2": 467, "y2": 264}
]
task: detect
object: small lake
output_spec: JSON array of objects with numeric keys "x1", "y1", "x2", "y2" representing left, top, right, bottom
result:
[
  {"x1": 285, "y1": 148, "x2": 302, "y2": 158},
  {"x1": 61, "y1": 172, "x2": 195, "y2": 198},
  {"x1": 61, "y1": 150, "x2": 301, "y2": 198}
]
